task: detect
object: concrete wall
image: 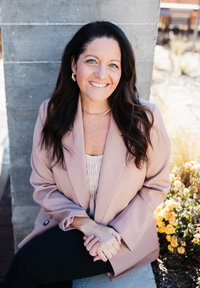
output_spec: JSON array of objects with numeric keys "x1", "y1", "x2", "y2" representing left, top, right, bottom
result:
[{"x1": 0, "y1": 0, "x2": 160, "y2": 249}]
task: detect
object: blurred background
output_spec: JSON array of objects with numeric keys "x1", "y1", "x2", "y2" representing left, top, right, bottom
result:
[{"x1": 150, "y1": 0, "x2": 200, "y2": 168}]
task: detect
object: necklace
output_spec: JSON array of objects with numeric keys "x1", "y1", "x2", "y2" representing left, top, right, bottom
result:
[{"x1": 83, "y1": 108, "x2": 111, "y2": 116}]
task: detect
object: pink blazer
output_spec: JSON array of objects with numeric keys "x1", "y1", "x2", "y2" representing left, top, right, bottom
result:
[{"x1": 18, "y1": 96, "x2": 171, "y2": 281}]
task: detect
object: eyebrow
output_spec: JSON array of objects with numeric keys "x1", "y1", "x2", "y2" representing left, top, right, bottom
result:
[{"x1": 85, "y1": 54, "x2": 121, "y2": 63}]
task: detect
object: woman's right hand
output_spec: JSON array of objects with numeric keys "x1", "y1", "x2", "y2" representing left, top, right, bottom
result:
[{"x1": 82, "y1": 223, "x2": 122, "y2": 262}]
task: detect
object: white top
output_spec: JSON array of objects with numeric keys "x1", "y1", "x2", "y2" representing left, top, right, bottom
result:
[{"x1": 85, "y1": 153, "x2": 103, "y2": 218}]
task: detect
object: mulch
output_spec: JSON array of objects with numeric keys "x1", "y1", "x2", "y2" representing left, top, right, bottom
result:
[
  {"x1": 151, "y1": 238, "x2": 200, "y2": 288},
  {"x1": 0, "y1": 180, "x2": 199, "y2": 286}
]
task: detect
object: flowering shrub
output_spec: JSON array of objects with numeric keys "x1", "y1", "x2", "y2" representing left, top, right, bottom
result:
[{"x1": 155, "y1": 160, "x2": 200, "y2": 255}]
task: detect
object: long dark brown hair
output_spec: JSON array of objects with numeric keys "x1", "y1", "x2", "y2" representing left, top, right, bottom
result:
[{"x1": 41, "y1": 21, "x2": 154, "y2": 169}]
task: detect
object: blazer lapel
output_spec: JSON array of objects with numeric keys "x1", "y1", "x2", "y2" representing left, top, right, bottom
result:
[
  {"x1": 62, "y1": 96, "x2": 90, "y2": 210},
  {"x1": 94, "y1": 113, "x2": 127, "y2": 223}
]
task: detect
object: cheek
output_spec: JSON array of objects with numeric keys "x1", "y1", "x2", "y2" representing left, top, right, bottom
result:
[
  {"x1": 76, "y1": 67, "x2": 91, "y2": 87},
  {"x1": 112, "y1": 72, "x2": 121, "y2": 87},
  {"x1": 77, "y1": 65, "x2": 91, "y2": 79}
]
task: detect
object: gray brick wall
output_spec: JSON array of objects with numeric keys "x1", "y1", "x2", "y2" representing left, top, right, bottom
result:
[{"x1": 0, "y1": 0, "x2": 160, "y2": 249}]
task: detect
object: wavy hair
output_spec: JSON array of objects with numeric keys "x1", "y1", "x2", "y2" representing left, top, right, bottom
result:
[{"x1": 41, "y1": 21, "x2": 154, "y2": 169}]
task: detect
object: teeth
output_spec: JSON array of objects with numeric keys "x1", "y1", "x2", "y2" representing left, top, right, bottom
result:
[{"x1": 90, "y1": 81, "x2": 108, "y2": 88}]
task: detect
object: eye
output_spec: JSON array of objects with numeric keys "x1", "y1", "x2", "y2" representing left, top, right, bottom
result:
[
  {"x1": 86, "y1": 59, "x2": 97, "y2": 64},
  {"x1": 109, "y1": 63, "x2": 119, "y2": 69}
]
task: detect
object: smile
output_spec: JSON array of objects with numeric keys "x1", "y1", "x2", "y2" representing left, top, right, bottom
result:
[{"x1": 89, "y1": 81, "x2": 109, "y2": 88}]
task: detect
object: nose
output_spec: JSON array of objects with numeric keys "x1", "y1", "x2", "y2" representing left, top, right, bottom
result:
[{"x1": 94, "y1": 64, "x2": 107, "y2": 79}]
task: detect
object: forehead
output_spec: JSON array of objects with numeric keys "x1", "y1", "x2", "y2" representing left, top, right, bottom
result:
[{"x1": 81, "y1": 37, "x2": 121, "y2": 60}]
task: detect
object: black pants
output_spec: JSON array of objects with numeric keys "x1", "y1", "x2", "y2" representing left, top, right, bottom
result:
[{"x1": 0, "y1": 226, "x2": 113, "y2": 288}]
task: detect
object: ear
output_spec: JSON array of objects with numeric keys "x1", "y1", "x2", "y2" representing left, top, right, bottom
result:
[{"x1": 71, "y1": 57, "x2": 77, "y2": 74}]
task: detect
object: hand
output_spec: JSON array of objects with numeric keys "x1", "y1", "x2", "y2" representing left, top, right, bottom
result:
[
  {"x1": 82, "y1": 223, "x2": 122, "y2": 262},
  {"x1": 83, "y1": 235, "x2": 102, "y2": 261}
]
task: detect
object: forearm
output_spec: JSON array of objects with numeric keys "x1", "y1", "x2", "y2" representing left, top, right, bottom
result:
[{"x1": 71, "y1": 216, "x2": 97, "y2": 234}]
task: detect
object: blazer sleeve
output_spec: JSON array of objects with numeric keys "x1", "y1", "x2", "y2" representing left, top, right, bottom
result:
[
  {"x1": 30, "y1": 100, "x2": 89, "y2": 231},
  {"x1": 108, "y1": 104, "x2": 171, "y2": 252}
]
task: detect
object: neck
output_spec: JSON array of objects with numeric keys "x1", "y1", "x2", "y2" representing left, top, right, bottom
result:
[{"x1": 80, "y1": 95, "x2": 110, "y2": 114}]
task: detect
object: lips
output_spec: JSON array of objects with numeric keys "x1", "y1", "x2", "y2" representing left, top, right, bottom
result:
[{"x1": 89, "y1": 81, "x2": 109, "y2": 88}]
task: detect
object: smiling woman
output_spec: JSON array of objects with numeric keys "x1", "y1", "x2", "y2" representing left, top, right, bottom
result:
[
  {"x1": 0, "y1": 21, "x2": 171, "y2": 288},
  {"x1": 71, "y1": 37, "x2": 122, "y2": 112}
]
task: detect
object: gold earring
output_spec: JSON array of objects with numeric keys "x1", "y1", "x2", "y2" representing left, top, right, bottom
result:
[{"x1": 71, "y1": 72, "x2": 77, "y2": 82}]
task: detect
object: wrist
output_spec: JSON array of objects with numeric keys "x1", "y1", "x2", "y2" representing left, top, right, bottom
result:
[
  {"x1": 81, "y1": 217, "x2": 98, "y2": 235},
  {"x1": 72, "y1": 216, "x2": 97, "y2": 234}
]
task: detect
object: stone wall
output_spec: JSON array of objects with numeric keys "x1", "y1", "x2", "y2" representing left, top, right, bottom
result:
[{"x1": 0, "y1": 0, "x2": 160, "y2": 249}]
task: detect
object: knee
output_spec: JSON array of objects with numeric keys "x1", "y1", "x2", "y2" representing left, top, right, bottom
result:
[{"x1": 15, "y1": 245, "x2": 37, "y2": 269}]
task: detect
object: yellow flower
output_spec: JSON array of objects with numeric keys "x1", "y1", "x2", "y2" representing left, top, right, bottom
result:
[
  {"x1": 194, "y1": 193, "x2": 198, "y2": 199},
  {"x1": 165, "y1": 224, "x2": 175, "y2": 235},
  {"x1": 165, "y1": 224, "x2": 175, "y2": 234},
  {"x1": 171, "y1": 236, "x2": 178, "y2": 247},
  {"x1": 177, "y1": 247, "x2": 185, "y2": 254},
  {"x1": 171, "y1": 235, "x2": 177, "y2": 241},
  {"x1": 157, "y1": 221, "x2": 165, "y2": 228},
  {"x1": 171, "y1": 241, "x2": 178, "y2": 248},
  {"x1": 156, "y1": 212, "x2": 164, "y2": 222},
  {"x1": 185, "y1": 162, "x2": 191, "y2": 170},
  {"x1": 158, "y1": 226, "x2": 166, "y2": 233},
  {"x1": 181, "y1": 241, "x2": 186, "y2": 247},
  {"x1": 174, "y1": 180, "x2": 182, "y2": 188},
  {"x1": 170, "y1": 236, "x2": 178, "y2": 247},
  {"x1": 169, "y1": 211, "x2": 176, "y2": 219},
  {"x1": 193, "y1": 238, "x2": 199, "y2": 244},
  {"x1": 163, "y1": 209, "x2": 171, "y2": 221},
  {"x1": 166, "y1": 235, "x2": 172, "y2": 242},
  {"x1": 168, "y1": 244, "x2": 174, "y2": 252},
  {"x1": 169, "y1": 218, "x2": 178, "y2": 226},
  {"x1": 193, "y1": 186, "x2": 198, "y2": 193}
]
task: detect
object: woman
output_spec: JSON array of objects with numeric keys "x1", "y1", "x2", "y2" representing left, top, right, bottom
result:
[{"x1": 1, "y1": 21, "x2": 171, "y2": 288}]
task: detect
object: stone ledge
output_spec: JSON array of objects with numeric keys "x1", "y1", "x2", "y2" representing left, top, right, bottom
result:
[{"x1": 72, "y1": 264, "x2": 156, "y2": 288}]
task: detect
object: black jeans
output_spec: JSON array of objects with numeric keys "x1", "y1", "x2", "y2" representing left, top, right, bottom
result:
[{"x1": 0, "y1": 226, "x2": 113, "y2": 288}]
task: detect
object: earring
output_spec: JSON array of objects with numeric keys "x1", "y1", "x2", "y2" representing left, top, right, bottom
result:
[{"x1": 71, "y1": 72, "x2": 77, "y2": 82}]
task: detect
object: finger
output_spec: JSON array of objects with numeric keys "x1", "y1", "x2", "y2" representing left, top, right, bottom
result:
[
  {"x1": 86, "y1": 237, "x2": 99, "y2": 251},
  {"x1": 97, "y1": 248, "x2": 107, "y2": 262},
  {"x1": 89, "y1": 242, "x2": 100, "y2": 256},
  {"x1": 113, "y1": 232, "x2": 122, "y2": 245},
  {"x1": 102, "y1": 247, "x2": 113, "y2": 259},
  {"x1": 83, "y1": 235, "x2": 95, "y2": 246},
  {"x1": 112, "y1": 240, "x2": 120, "y2": 251},
  {"x1": 93, "y1": 255, "x2": 102, "y2": 262},
  {"x1": 98, "y1": 244, "x2": 113, "y2": 260},
  {"x1": 105, "y1": 244, "x2": 118, "y2": 256}
]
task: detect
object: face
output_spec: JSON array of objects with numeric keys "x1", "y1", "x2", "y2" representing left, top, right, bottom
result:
[{"x1": 71, "y1": 37, "x2": 122, "y2": 105}]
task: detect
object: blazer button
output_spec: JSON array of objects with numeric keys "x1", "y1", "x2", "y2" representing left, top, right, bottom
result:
[{"x1": 43, "y1": 219, "x2": 50, "y2": 226}]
